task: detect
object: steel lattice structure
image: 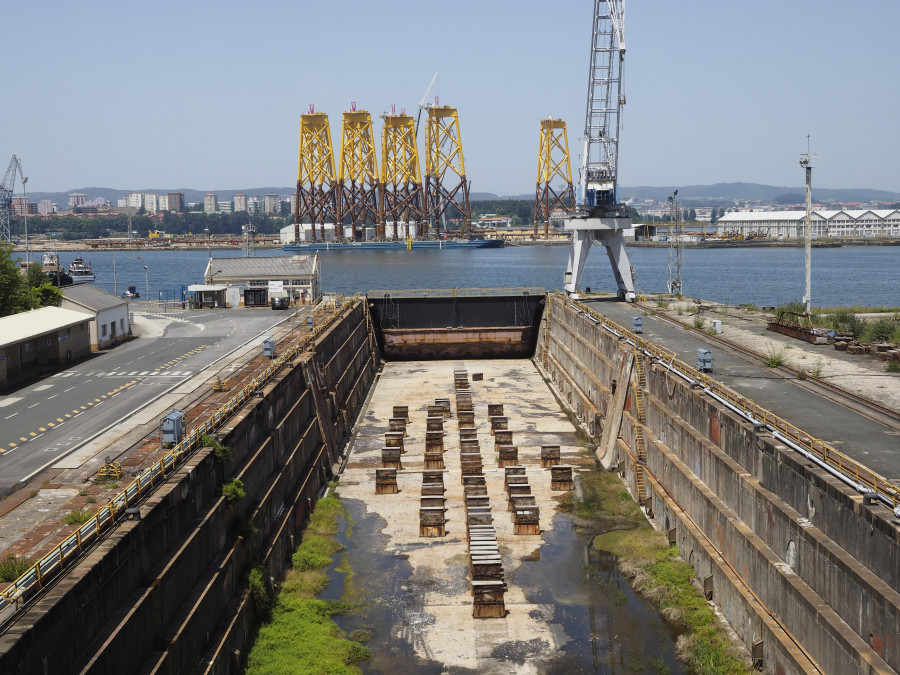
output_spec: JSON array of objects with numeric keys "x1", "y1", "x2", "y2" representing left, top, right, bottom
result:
[
  {"x1": 337, "y1": 106, "x2": 379, "y2": 241},
  {"x1": 381, "y1": 111, "x2": 424, "y2": 239},
  {"x1": 1, "y1": 155, "x2": 24, "y2": 244},
  {"x1": 294, "y1": 110, "x2": 337, "y2": 242},
  {"x1": 533, "y1": 118, "x2": 575, "y2": 237},
  {"x1": 424, "y1": 105, "x2": 471, "y2": 235}
]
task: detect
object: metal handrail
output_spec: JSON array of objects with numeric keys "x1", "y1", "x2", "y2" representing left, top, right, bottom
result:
[
  {"x1": 0, "y1": 294, "x2": 361, "y2": 630},
  {"x1": 558, "y1": 293, "x2": 900, "y2": 511}
]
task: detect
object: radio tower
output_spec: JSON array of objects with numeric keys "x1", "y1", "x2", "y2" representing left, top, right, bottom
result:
[
  {"x1": 563, "y1": 1, "x2": 635, "y2": 301},
  {"x1": 800, "y1": 136, "x2": 817, "y2": 313}
]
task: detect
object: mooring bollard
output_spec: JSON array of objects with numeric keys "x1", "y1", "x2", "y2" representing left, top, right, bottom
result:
[
  {"x1": 540, "y1": 445, "x2": 561, "y2": 468},
  {"x1": 375, "y1": 468, "x2": 398, "y2": 495}
]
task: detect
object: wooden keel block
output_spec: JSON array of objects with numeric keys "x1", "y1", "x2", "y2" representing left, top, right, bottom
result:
[
  {"x1": 381, "y1": 447, "x2": 402, "y2": 470},
  {"x1": 375, "y1": 468, "x2": 398, "y2": 494},
  {"x1": 540, "y1": 445, "x2": 561, "y2": 467},
  {"x1": 392, "y1": 405, "x2": 409, "y2": 422},
  {"x1": 487, "y1": 403, "x2": 504, "y2": 417},
  {"x1": 550, "y1": 465, "x2": 575, "y2": 491},
  {"x1": 388, "y1": 417, "x2": 408, "y2": 437},
  {"x1": 497, "y1": 445, "x2": 518, "y2": 467}
]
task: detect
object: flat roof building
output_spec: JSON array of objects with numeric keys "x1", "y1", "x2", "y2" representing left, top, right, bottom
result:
[
  {"x1": 60, "y1": 285, "x2": 132, "y2": 351},
  {"x1": 0, "y1": 307, "x2": 92, "y2": 389}
]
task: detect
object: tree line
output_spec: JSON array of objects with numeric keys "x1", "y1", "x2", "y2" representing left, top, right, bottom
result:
[{"x1": 0, "y1": 244, "x2": 62, "y2": 317}]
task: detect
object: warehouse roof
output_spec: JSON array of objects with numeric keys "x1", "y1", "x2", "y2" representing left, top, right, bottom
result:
[
  {"x1": 203, "y1": 255, "x2": 318, "y2": 280},
  {"x1": 61, "y1": 284, "x2": 128, "y2": 312},
  {"x1": 718, "y1": 209, "x2": 900, "y2": 223},
  {"x1": 0, "y1": 307, "x2": 92, "y2": 350}
]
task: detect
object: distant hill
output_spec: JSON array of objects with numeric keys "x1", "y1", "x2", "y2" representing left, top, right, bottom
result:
[{"x1": 619, "y1": 182, "x2": 900, "y2": 204}]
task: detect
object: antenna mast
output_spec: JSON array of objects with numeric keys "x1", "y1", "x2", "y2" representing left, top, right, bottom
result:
[{"x1": 799, "y1": 136, "x2": 817, "y2": 313}]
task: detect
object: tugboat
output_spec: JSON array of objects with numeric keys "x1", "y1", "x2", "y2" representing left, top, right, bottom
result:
[
  {"x1": 122, "y1": 285, "x2": 141, "y2": 299},
  {"x1": 68, "y1": 256, "x2": 96, "y2": 284}
]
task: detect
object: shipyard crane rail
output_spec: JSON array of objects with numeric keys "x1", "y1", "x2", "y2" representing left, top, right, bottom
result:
[
  {"x1": 563, "y1": 0, "x2": 636, "y2": 301},
  {"x1": 1, "y1": 155, "x2": 24, "y2": 244}
]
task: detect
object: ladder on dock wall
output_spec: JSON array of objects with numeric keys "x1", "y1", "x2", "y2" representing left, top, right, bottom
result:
[{"x1": 631, "y1": 349, "x2": 648, "y2": 503}]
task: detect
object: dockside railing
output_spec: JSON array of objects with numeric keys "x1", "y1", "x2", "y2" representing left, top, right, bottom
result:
[
  {"x1": 0, "y1": 295, "x2": 360, "y2": 631},
  {"x1": 562, "y1": 293, "x2": 900, "y2": 515}
]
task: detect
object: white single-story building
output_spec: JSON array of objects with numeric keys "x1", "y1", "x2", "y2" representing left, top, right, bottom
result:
[
  {"x1": 60, "y1": 285, "x2": 132, "y2": 350},
  {"x1": 0, "y1": 307, "x2": 93, "y2": 388},
  {"x1": 195, "y1": 255, "x2": 320, "y2": 308}
]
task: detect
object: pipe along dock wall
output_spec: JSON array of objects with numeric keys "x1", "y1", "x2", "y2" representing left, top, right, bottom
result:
[
  {"x1": 537, "y1": 295, "x2": 900, "y2": 675},
  {"x1": 0, "y1": 300, "x2": 377, "y2": 674}
]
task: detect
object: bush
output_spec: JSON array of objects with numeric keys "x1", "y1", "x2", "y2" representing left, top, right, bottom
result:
[
  {"x1": 248, "y1": 566, "x2": 274, "y2": 619},
  {"x1": 0, "y1": 553, "x2": 33, "y2": 582},
  {"x1": 201, "y1": 434, "x2": 232, "y2": 463},
  {"x1": 764, "y1": 344, "x2": 788, "y2": 368},
  {"x1": 692, "y1": 316, "x2": 705, "y2": 330},
  {"x1": 887, "y1": 361, "x2": 900, "y2": 374},
  {"x1": 222, "y1": 478, "x2": 246, "y2": 506},
  {"x1": 869, "y1": 318, "x2": 896, "y2": 343}
]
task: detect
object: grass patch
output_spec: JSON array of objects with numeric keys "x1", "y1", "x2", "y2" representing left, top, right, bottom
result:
[
  {"x1": 63, "y1": 509, "x2": 93, "y2": 525},
  {"x1": 887, "y1": 361, "x2": 900, "y2": 374},
  {"x1": 0, "y1": 553, "x2": 33, "y2": 582},
  {"x1": 245, "y1": 495, "x2": 369, "y2": 674},
  {"x1": 692, "y1": 316, "x2": 706, "y2": 330},
  {"x1": 581, "y1": 469, "x2": 748, "y2": 673}
]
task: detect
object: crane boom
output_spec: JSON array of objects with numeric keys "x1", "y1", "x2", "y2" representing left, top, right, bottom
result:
[
  {"x1": 415, "y1": 71, "x2": 438, "y2": 137},
  {"x1": 563, "y1": 0, "x2": 636, "y2": 302}
]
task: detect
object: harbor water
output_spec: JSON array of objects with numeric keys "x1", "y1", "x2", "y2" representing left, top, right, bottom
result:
[{"x1": 39, "y1": 244, "x2": 900, "y2": 308}]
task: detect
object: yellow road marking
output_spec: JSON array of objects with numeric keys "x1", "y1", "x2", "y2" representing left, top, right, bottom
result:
[
  {"x1": 79, "y1": 406, "x2": 87, "y2": 410},
  {"x1": 47, "y1": 423, "x2": 55, "y2": 427},
  {"x1": 20, "y1": 437, "x2": 27, "y2": 442},
  {"x1": 65, "y1": 414, "x2": 72, "y2": 418},
  {"x1": 9, "y1": 442, "x2": 17, "y2": 447},
  {"x1": 94, "y1": 398, "x2": 101, "y2": 402},
  {"x1": 101, "y1": 395, "x2": 108, "y2": 399},
  {"x1": 29, "y1": 432, "x2": 36, "y2": 437},
  {"x1": 87, "y1": 402, "x2": 94, "y2": 406},
  {"x1": 57, "y1": 418, "x2": 64, "y2": 422}
]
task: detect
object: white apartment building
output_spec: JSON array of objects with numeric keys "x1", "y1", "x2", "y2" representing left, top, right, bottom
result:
[
  {"x1": 68, "y1": 193, "x2": 86, "y2": 208},
  {"x1": 127, "y1": 192, "x2": 144, "y2": 209},
  {"x1": 217, "y1": 201, "x2": 233, "y2": 213},
  {"x1": 144, "y1": 193, "x2": 158, "y2": 213},
  {"x1": 204, "y1": 193, "x2": 218, "y2": 213},
  {"x1": 263, "y1": 193, "x2": 279, "y2": 214},
  {"x1": 248, "y1": 196, "x2": 262, "y2": 213},
  {"x1": 117, "y1": 197, "x2": 127, "y2": 208},
  {"x1": 716, "y1": 210, "x2": 900, "y2": 239},
  {"x1": 158, "y1": 194, "x2": 169, "y2": 212},
  {"x1": 233, "y1": 193, "x2": 247, "y2": 212},
  {"x1": 38, "y1": 200, "x2": 55, "y2": 215}
]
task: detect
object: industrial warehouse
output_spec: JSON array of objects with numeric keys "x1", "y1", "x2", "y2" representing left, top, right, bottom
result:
[{"x1": 715, "y1": 208, "x2": 900, "y2": 239}]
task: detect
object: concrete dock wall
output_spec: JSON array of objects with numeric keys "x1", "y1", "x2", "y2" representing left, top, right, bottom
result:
[
  {"x1": 0, "y1": 300, "x2": 377, "y2": 674},
  {"x1": 536, "y1": 296, "x2": 900, "y2": 674}
]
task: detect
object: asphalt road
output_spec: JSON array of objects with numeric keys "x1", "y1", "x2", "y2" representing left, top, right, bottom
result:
[
  {"x1": 0, "y1": 307, "x2": 301, "y2": 494},
  {"x1": 584, "y1": 298, "x2": 900, "y2": 481}
]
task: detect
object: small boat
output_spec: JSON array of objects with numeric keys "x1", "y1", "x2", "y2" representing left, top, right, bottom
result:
[
  {"x1": 68, "y1": 256, "x2": 96, "y2": 283},
  {"x1": 122, "y1": 285, "x2": 140, "y2": 299}
]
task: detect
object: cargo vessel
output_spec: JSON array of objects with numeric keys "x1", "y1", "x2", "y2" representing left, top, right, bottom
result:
[{"x1": 283, "y1": 238, "x2": 503, "y2": 252}]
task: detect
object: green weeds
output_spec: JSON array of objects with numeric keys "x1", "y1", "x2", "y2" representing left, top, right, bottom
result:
[
  {"x1": 221, "y1": 478, "x2": 245, "y2": 506},
  {"x1": 764, "y1": 344, "x2": 788, "y2": 368},
  {"x1": 0, "y1": 553, "x2": 33, "y2": 582},
  {"x1": 245, "y1": 495, "x2": 369, "y2": 674},
  {"x1": 63, "y1": 509, "x2": 93, "y2": 525}
]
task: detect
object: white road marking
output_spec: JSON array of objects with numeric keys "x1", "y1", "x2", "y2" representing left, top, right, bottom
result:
[
  {"x1": 5, "y1": 412, "x2": 18, "y2": 419},
  {"x1": 27, "y1": 403, "x2": 40, "y2": 409},
  {"x1": 64, "y1": 386, "x2": 76, "y2": 392},
  {"x1": 47, "y1": 394, "x2": 58, "y2": 399},
  {"x1": 0, "y1": 397, "x2": 23, "y2": 407},
  {"x1": 33, "y1": 385, "x2": 54, "y2": 391}
]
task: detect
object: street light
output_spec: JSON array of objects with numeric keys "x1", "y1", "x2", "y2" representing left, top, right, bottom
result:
[
  {"x1": 143, "y1": 265, "x2": 149, "y2": 297},
  {"x1": 21, "y1": 175, "x2": 28, "y2": 264},
  {"x1": 204, "y1": 225, "x2": 211, "y2": 260}
]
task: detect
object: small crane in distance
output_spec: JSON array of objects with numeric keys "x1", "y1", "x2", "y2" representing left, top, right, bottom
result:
[
  {"x1": 0, "y1": 155, "x2": 25, "y2": 244},
  {"x1": 415, "y1": 71, "x2": 439, "y2": 137}
]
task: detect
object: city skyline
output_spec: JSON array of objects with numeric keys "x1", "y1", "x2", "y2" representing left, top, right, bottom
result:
[{"x1": 2, "y1": 1, "x2": 898, "y2": 196}]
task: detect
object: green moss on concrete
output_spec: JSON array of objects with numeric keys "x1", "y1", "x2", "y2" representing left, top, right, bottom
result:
[
  {"x1": 583, "y1": 472, "x2": 749, "y2": 674},
  {"x1": 245, "y1": 495, "x2": 370, "y2": 674}
]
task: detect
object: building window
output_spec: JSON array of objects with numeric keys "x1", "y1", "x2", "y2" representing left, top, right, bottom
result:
[
  {"x1": 102, "y1": 324, "x2": 107, "y2": 337},
  {"x1": 120, "y1": 318, "x2": 124, "y2": 330},
  {"x1": 46, "y1": 338, "x2": 53, "y2": 347},
  {"x1": 24, "y1": 342, "x2": 33, "y2": 355}
]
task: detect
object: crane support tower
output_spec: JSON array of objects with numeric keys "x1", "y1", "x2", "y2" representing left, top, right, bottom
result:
[
  {"x1": 563, "y1": 0, "x2": 635, "y2": 301},
  {"x1": 338, "y1": 104, "x2": 380, "y2": 240},
  {"x1": 534, "y1": 118, "x2": 575, "y2": 238},
  {"x1": 424, "y1": 103, "x2": 472, "y2": 236},
  {"x1": 295, "y1": 108, "x2": 338, "y2": 242},
  {"x1": 381, "y1": 108, "x2": 425, "y2": 240},
  {"x1": 1, "y1": 155, "x2": 24, "y2": 244}
]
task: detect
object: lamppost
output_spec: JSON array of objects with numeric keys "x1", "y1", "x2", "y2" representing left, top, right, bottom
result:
[
  {"x1": 143, "y1": 265, "x2": 149, "y2": 297},
  {"x1": 21, "y1": 174, "x2": 28, "y2": 264},
  {"x1": 208, "y1": 269, "x2": 223, "y2": 309},
  {"x1": 204, "y1": 225, "x2": 211, "y2": 260}
]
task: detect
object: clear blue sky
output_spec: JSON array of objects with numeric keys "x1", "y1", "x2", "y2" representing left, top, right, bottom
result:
[{"x1": 3, "y1": 0, "x2": 898, "y2": 195}]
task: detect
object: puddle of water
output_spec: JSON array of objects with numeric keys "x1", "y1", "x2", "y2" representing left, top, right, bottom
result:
[{"x1": 326, "y1": 498, "x2": 683, "y2": 674}]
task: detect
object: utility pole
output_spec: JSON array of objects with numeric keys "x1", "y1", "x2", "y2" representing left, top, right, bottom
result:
[
  {"x1": 666, "y1": 190, "x2": 683, "y2": 295},
  {"x1": 21, "y1": 172, "x2": 29, "y2": 264},
  {"x1": 799, "y1": 137, "x2": 817, "y2": 314}
]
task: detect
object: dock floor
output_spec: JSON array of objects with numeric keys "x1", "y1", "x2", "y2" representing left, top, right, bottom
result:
[{"x1": 337, "y1": 358, "x2": 595, "y2": 671}]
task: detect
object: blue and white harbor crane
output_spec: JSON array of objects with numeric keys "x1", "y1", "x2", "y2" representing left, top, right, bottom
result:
[{"x1": 563, "y1": 0, "x2": 635, "y2": 301}]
